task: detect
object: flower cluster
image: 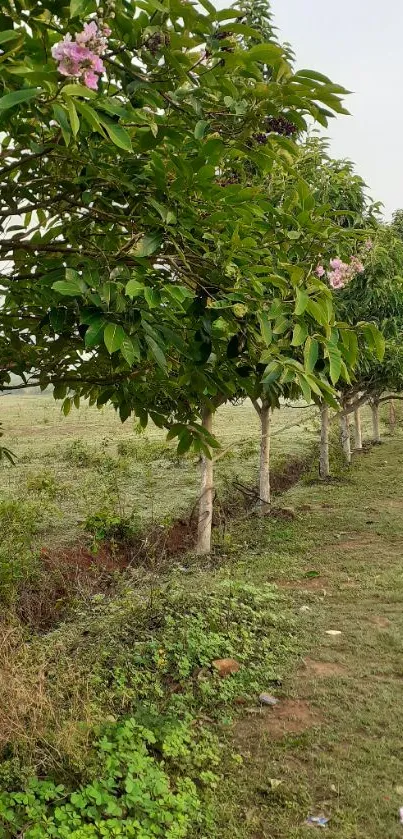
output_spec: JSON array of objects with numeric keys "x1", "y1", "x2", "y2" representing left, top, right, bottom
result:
[
  {"x1": 52, "y1": 21, "x2": 111, "y2": 90},
  {"x1": 316, "y1": 255, "x2": 365, "y2": 289}
]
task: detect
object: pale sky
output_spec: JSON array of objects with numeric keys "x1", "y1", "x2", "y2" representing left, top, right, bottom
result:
[{"x1": 218, "y1": 0, "x2": 403, "y2": 219}]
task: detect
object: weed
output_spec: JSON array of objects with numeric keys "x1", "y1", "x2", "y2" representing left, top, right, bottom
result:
[
  {"x1": 0, "y1": 714, "x2": 218, "y2": 838},
  {"x1": 84, "y1": 509, "x2": 140, "y2": 546}
]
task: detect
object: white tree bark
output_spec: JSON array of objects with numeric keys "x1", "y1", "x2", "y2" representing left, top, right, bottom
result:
[
  {"x1": 319, "y1": 402, "x2": 330, "y2": 479},
  {"x1": 340, "y1": 411, "x2": 351, "y2": 465},
  {"x1": 353, "y1": 407, "x2": 363, "y2": 450},
  {"x1": 259, "y1": 400, "x2": 271, "y2": 511},
  {"x1": 371, "y1": 399, "x2": 381, "y2": 443},
  {"x1": 389, "y1": 399, "x2": 397, "y2": 434},
  {"x1": 196, "y1": 405, "x2": 214, "y2": 555}
]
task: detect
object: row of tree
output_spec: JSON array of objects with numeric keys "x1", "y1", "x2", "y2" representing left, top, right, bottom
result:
[{"x1": 0, "y1": 0, "x2": 401, "y2": 553}]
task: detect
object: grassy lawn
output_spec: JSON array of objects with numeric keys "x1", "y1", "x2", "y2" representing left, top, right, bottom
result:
[
  {"x1": 215, "y1": 434, "x2": 403, "y2": 838},
  {"x1": 0, "y1": 397, "x2": 402, "y2": 837}
]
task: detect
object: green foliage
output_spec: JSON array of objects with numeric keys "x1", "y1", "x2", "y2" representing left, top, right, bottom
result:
[
  {"x1": 60, "y1": 581, "x2": 294, "y2": 717},
  {"x1": 84, "y1": 509, "x2": 140, "y2": 544},
  {"x1": 0, "y1": 499, "x2": 56, "y2": 606},
  {"x1": 0, "y1": 0, "x2": 353, "y2": 435},
  {"x1": 0, "y1": 715, "x2": 214, "y2": 838}
]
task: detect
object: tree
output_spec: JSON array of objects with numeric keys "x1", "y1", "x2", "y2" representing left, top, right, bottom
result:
[
  {"x1": 0, "y1": 0, "x2": 364, "y2": 553},
  {"x1": 336, "y1": 222, "x2": 403, "y2": 449}
]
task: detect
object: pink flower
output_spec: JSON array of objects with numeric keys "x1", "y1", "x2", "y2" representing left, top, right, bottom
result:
[
  {"x1": 90, "y1": 55, "x2": 104, "y2": 73},
  {"x1": 328, "y1": 273, "x2": 345, "y2": 289},
  {"x1": 350, "y1": 256, "x2": 364, "y2": 273},
  {"x1": 329, "y1": 257, "x2": 343, "y2": 270},
  {"x1": 102, "y1": 24, "x2": 112, "y2": 36},
  {"x1": 52, "y1": 21, "x2": 109, "y2": 89},
  {"x1": 51, "y1": 33, "x2": 72, "y2": 61},
  {"x1": 83, "y1": 70, "x2": 99, "y2": 90},
  {"x1": 364, "y1": 238, "x2": 373, "y2": 251},
  {"x1": 75, "y1": 21, "x2": 99, "y2": 46},
  {"x1": 315, "y1": 265, "x2": 325, "y2": 278}
]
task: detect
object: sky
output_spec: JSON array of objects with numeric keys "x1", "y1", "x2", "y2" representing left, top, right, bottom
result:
[{"x1": 218, "y1": 0, "x2": 403, "y2": 219}]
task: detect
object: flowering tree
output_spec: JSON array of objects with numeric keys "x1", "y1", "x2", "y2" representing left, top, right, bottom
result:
[
  {"x1": 336, "y1": 220, "x2": 403, "y2": 448},
  {"x1": 0, "y1": 0, "x2": 374, "y2": 551}
]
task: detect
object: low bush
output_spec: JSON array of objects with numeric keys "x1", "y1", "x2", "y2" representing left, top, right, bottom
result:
[{"x1": 0, "y1": 714, "x2": 219, "y2": 838}]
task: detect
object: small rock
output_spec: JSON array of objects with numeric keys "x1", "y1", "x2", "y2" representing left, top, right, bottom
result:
[
  {"x1": 212, "y1": 658, "x2": 240, "y2": 677},
  {"x1": 325, "y1": 630, "x2": 342, "y2": 636},
  {"x1": 300, "y1": 605, "x2": 311, "y2": 613},
  {"x1": 259, "y1": 693, "x2": 279, "y2": 706}
]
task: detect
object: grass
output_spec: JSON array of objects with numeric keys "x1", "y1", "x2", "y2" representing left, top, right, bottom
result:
[
  {"x1": 0, "y1": 395, "x2": 402, "y2": 836},
  {"x1": 0, "y1": 395, "x2": 320, "y2": 547}
]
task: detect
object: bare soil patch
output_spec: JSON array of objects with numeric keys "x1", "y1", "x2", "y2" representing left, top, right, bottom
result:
[
  {"x1": 235, "y1": 699, "x2": 321, "y2": 745},
  {"x1": 302, "y1": 658, "x2": 347, "y2": 678},
  {"x1": 370, "y1": 615, "x2": 391, "y2": 629}
]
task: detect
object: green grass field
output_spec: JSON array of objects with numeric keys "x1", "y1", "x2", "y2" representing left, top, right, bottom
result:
[
  {"x1": 0, "y1": 395, "x2": 322, "y2": 547},
  {"x1": 0, "y1": 395, "x2": 402, "y2": 839}
]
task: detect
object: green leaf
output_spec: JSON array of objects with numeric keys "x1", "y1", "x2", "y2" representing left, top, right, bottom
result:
[
  {"x1": 74, "y1": 99, "x2": 103, "y2": 132},
  {"x1": 52, "y1": 269, "x2": 85, "y2": 296},
  {"x1": 177, "y1": 430, "x2": 193, "y2": 456},
  {"x1": 65, "y1": 98, "x2": 79, "y2": 138},
  {"x1": 326, "y1": 344, "x2": 342, "y2": 385},
  {"x1": 295, "y1": 289, "x2": 309, "y2": 316},
  {"x1": 120, "y1": 334, "x2": 140, "y2": 366},
  {"x1": 0, "y1": 87, "x2": 38, "y2": 112},
  {"x1": 247, "y1": 43, "x2": 282, "y2": 64},
  {"x1": 0, "y1": 30, "x2": 21, "y2": 45},
  {"x1": 194, "y1": 120, "x2": 209, "y2": 140},
  {"x1": 100, "y1": 118, "x2": 132, "y2": 151},
  {"x1": 360, "y1": 322, "x2": 385, "y2": 361},
  {"x1": 145, "y1": 335, "x2": 167, "y2": 371},
  {"x1": 144, "y1": 287, "x2": 161, "y2": 308},
  {"x1": 62, "y1": 397, "x2": 72, "y2": 416},
  {"x1": 304, "y1": 337, "x2": 319, "y2": 374},
  {"x1": 306, "y1": 298, "x2": 329, "y2": 328},
  {"x1": 133, "y1": 234, "x2": 162, "y2": 258},
  {"x1": 85, "y1": 317, "x2": 107, "y2": 348},
  {"x1": 298, "y1": 374, "x2": 312, "y2": 404},
  {"x1": 70, "y1": 0, "x2": 87, "y2": 17},
  {"x1": 262, "y1": 361, "x2": 282, "y2": 384},
  {"x1": 258, "y1": 313, "x2": 272, "y2": 346},
  {"x1": 104, "y1": 323, "x2": 126, "y2": 354},
  {"x1": 61, "y1": 84, "x2": 97, "y2": 98},
  {"x1": 52, "y1": 104, "x2": 71, "y2": 145},
  {"x1": 272, "y1": 316, "x2": 289, "y2": 334},
  {"x1": 126, "y1": 278, "x2": 145, "y2": 298},
  {"x1": 291, "y1": 322, "x2": 308, "y2": 346}
]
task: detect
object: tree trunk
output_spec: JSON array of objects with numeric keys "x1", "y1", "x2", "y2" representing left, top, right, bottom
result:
[
  {"x1": 196, "y1": 406, "x2": 214, "y2": 555},
  {"x1": 340, "y1": 410, "x2": 351, "y2": 465},
  {"x1": 259, "y1": 401, "x2": 271, "y2": 511},
  {"x1": 353, "y1": 407, "x2": 363, "y2": 450},
  {"x1": 371, "y1": 399, "x2": 381, "y2": 444},
  {"x1": 389, "y1": 399, "x2": 397, "y2": 434},
  {"x1": 319, "y1": 402, "x2": 330, "y2": 479}
]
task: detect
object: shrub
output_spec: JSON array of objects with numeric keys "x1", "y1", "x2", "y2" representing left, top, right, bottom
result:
[
  {"x1": 0, "y1": 715, "x2": 217, "y2": 839},
  {"x1": 83, "y1": 509, "x2": 140, "y2": 544}
]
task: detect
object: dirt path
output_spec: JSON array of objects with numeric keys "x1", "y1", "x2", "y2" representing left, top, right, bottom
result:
[{"x1": 221, "y1": 438, "x2": 403, "y2": 838}]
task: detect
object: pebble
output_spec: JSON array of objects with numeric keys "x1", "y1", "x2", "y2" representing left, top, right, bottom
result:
[{"x1": 259, "y1": 693, "x2": 279, "y2": 706}]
